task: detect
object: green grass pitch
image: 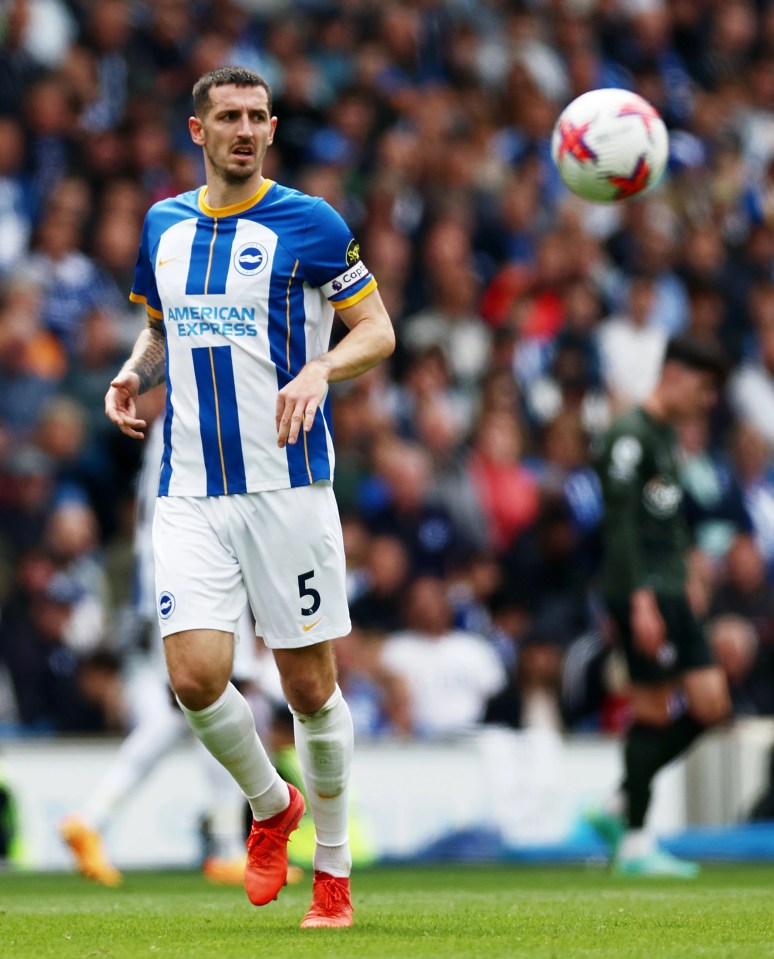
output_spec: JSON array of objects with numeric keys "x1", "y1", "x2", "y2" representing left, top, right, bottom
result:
[{"x1": 1, "y1": 864, "x2": 773, "y2": 959}]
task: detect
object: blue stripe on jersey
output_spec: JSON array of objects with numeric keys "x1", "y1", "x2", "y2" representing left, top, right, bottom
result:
[
  {"x1": 266, "y1": 245, "x2": 331, "y2": 487},
  {"x1": 185, "y1": 219, "x2": 237, "y2": 295},
  {"x1": 191, "y1": 346, "x2": 247, "y2": 495},
  {"x1": 211, "y1": 346, "x2": 247, "y2": 492},
  {"x1": 206, "y1": 218, "x2": 237, "y2": 293},
  {"x1": 159, "y1": 349, "x2": 174, "y2": 496}
]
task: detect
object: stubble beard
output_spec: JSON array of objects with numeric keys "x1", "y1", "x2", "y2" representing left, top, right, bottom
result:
[{"x1": 206, "y1": 145, "x2": 262, "y2": 186}]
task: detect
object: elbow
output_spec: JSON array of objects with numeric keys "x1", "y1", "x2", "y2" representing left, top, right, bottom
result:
[
  {"x1": 381, "y1": 323, "x2": 396, "y2": 360},
  {"x1": 376, "y1": 309, "x2": 396, "y2": 360}
]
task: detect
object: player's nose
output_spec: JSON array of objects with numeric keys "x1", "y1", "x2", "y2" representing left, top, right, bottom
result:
[{"x1": 236, "y1": 111, "x2": 253, "y2": 137}]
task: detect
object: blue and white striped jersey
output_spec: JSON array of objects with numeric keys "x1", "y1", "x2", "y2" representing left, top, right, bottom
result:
[{"x1": 129, "y1": 179, "x2": 376, "y2": 497}]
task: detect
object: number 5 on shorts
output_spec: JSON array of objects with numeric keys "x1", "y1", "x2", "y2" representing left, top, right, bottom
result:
[{"x1": 298, "y1": 570, "x2": 321, "y2": 616}]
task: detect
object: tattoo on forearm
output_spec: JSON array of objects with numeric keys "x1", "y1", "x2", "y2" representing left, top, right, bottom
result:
[{"x1": 127, "y1": 324, "x2": 167, "y2": 394}]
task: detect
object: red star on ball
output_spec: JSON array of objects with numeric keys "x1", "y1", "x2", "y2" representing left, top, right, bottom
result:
[
  {"x1": 557, "y1": 119, "x2": 598, "y2": 164},
  {"x1": 608, "y1": 154, "x2": 651, "y2": 199},
  {"x1": 617, "y1": 99, "x2": 659, "y2": 136}
]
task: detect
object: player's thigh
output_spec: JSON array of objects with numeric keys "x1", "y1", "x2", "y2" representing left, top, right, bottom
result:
[
  {"x1": 666, "y1": 594, "x2": 714, "y2": 675},
  {"x1": 234, "y1": 483, "x2": 351, "y2": 649},
  {"x1": 606, "y1": 597, "x2": 677, "y2": 686},
  {"x1": 682, "y1": 666, "x2": 731, "y2": 726},
  {"x1": 152, "y1": 495, "x2": 248, "y2": 637}
]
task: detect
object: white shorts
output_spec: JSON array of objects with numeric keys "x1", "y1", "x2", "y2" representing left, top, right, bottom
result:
[{"x1": 152, "y1": 482, "x2": 351, "y2": 649}]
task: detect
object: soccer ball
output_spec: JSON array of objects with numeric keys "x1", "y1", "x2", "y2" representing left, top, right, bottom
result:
[{"x1": 551, "y1": 88, "x2": 669, "y2": 203}]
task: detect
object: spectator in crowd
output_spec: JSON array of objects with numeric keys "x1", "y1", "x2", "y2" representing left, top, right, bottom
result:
[
  {"x1": 502, "y1": 494, "x2": 592, "y2": 647},
  {"x1": 598, "y1": 274, "x2": 667, "y2": 411},
  {"x1": 708, "y1": 615, "x2": 774, "y2": 716},
  {"x1": 678, "y1": 413, "x2": 754, "y2": 562},
  {"x1": 414, "y1": 395, "x2": 488, "y2": 550},
  {"x1": 533, "y1": 410, "x2": 604, "y2": 542},
  {"x1": 349, "y1": 534, "x2": 410, "y2": 635},
  {"x1": 710, "y1": 535, "x2": 774, "y2": 647},
  {"x1": 731, "y1": 422, "x2": 774, "y2": 571},
  {"x1": 0, "y1": 279, "x2": 66, "y2": 436},
  {"x1": 402, "y1": 218, "x2": 492, "y2": 391},
  {"x1": 0, "y1": 557, "x2": 109, "y2": 732},
  {"x1": 333, "y1": 628, "x2": 400, "y2": 739},
  {"x1": 380, "y1": 577, "x2": 506, "y2": 739},
  {"x1": 730, "y1": 284, "x2": 774, "y2": 447},
  {"x1": 42, "y1": 499, "x2": 108, "y2": 654},
  {"x1": 467, "y1": 409, "x2": 540, "y2": 554},
  {"x1": 0, "y1": 446, "x2": 56, "y2": 571},
  {"x1": 21, "y1": 206, "x2": 121, "y2": 359},
  {"x1": 484, "y1": 629, "x2": 564, "y2": 732},
  {"x1": 364, "y1": 437, "x2": 470, "y2": 576},
  {"x1": 0, "y1": 117, "x2": 33, "y2": 278}
]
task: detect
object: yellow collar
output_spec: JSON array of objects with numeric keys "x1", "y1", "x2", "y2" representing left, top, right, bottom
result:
[{"x1": 198, "y1": 179, "x2": 274, "y2": 217}]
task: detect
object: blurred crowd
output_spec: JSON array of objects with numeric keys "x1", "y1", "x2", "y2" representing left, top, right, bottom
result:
[{"x1": 2, "y1": 0, "x2": 774, "y2": 739}]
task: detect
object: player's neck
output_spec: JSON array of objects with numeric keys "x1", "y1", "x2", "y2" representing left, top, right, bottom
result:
[{"x1": 204, "y1": 172, "x2": 266, "y2": 211}]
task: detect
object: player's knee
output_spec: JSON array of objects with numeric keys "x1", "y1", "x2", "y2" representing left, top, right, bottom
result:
[
  {"x1": 630, "y1": 690, "x2": 673, "y2": 728},
  {"x1": 278, "y1": 646, "x2": 337, "y2": 714},
  {"x1": 170, "y1": 671, "x2": 227, "y2": 711},
  {"x1": 688, "y1": 689, "x2": 731, "y2": 727},
  {"x1": 284, "y1": 674, "x2": 333, "y2": 714}
]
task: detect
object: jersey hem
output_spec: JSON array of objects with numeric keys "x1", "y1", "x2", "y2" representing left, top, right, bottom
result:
[{"x1": 157, "y1": 476, "x2": 334, "y2": 497}]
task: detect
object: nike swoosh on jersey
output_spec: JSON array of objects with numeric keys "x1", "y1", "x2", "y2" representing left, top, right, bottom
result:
[
  {"x1": 158, "y1": 256, "x2": 181, "y2": 267},
  {"x1": 302, "y1": 617, "x2": 324, "y2": 632}
]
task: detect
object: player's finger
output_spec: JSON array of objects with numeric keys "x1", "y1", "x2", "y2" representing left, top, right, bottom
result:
[
  {"x1": 120, "y1": 415, "x2": 146, "y2": 430},
  {"x1": 119, "y1": 419, "x2": 146, "y2": 439},
  {"x1": 286, "y1": 399, "x2": 306, "y2": 446},
  {"x1": 277, "y1": 397, "x2": 295, "y2": 447},
  {"x1": 303, "y1": 403, "x2": 317, "y2": 432},
  {"x1": 275, "y1": 393, "x2": 286, "y2": 432}
]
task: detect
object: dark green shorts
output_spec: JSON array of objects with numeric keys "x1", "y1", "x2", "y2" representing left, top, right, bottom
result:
[{"x1": 605, "y1": 593, "x2": 714, "y2": 685}]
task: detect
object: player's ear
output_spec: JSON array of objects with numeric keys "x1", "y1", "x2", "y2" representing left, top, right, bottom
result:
[
  {"x1": 268, "y1": 116, "x2": 277, "y2": 145},
  {"x1": 189, "y1": 115, "x2": 205, "y2": 146}
]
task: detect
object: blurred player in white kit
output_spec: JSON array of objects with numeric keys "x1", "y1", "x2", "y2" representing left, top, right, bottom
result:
[{"x1": 59, "y1": 396, "x2": 283, "y2": 886}]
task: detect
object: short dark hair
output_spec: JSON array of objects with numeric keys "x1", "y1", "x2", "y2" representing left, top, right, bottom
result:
[
  {"x1": 663, "y1": 334, "x2": 729, "y2": 386},
  {"x1": 192, "y1": 66, "x2": 272, "y2": 117}
]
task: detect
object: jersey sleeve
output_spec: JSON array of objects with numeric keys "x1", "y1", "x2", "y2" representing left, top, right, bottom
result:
[
  {"x1": 297, "y1": 199, "x2": 377, "y2": 310},
  {"x1": 129, "y1": 212, "x2": 163, "y2": 321},
  {"x1": 599, "y1": 429, "x2": 650, "y2": 591}
]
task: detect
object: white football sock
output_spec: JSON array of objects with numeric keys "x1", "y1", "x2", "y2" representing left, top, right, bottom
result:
[
  {"x1": 82, "y1": 698, "x2": 187, "y2": 832},
  {"x1": 291, "y1": 684, "x2": 353, "y2": 878},
  {"x1": 178, "y1": 682, "x2": 288, "y2": 822}
]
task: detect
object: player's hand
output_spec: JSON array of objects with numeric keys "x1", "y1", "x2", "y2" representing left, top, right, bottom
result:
[
  {"x1": 630, "y1": 589, "x2": 666, "y2": 659},
  {"x1": 276, "y1": 359, "x2": 330, "y2": 448},
  {"x1": 105, "y1": 372, "x2": 147, "y2": 439}
]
